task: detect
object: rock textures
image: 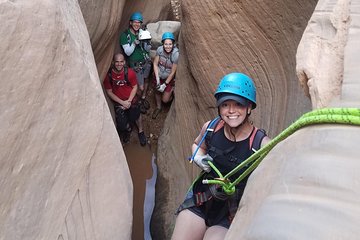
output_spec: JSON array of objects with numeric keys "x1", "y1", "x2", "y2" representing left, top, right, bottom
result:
[
  {"x1": 152, "y1": 0, "x2": 318, "y2": 238},
  {"x1": 0, "y1": 1, "x2": 132, "y2": 239},
  {"x1": 227, "y1": 0, "x2": 360, "y2": 239},
  {"x1": 2, "y1": 0, "x2": 359, "y2": 239}
]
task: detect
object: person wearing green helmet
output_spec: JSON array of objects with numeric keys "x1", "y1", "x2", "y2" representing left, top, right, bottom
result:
[
  {"x1": 151, "y1": 32, "x2": 179, "y2": 119},
  {"x1": 171, "y1": 72, "x2": 271, "y2": 240},
  {"x1": 120, "y1": 12, "x2": 152, "y2": 107}
]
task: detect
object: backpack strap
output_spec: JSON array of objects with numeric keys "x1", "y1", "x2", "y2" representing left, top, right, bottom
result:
[
  {"x1": 204, "y1": 118, "x2": 223, "y2": 147},
  {"x1": 249, "y1": 127, "x2": 267, "y2": 152},
  {"x1": 124, "y1": 66, "x2": 129, "y2": 85},
  {"x1": 189, "y1": 116, "x2": 220, "y2": 161},
  {"x1": 108, "y1": 69, "x2": 113, "y2": 86}
]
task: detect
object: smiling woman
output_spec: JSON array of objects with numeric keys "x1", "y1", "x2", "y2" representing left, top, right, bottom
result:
[
  {"x1": 171, "y1": 72, "x2": 271, "y2": 240},
  {"x1": 152, "y1": 32, "x2": 179, "y2": 119}
]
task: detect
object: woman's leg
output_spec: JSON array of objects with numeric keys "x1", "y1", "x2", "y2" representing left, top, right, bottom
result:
[
  {"x1": 162, "y1": 88, "x2": 174, "y2": 103},
  {"x1": 203, "y1": 225, "x2": 228, "y2": 240},
  {"x1": 171, "y1": 210, "x2": 207, "y2": 240},
  {"x1": 152, "y1": 90, "x2": 162, "y2": 119},
  {"x1": 154, "y1": 91, "x2": 162, "y2": 109}
]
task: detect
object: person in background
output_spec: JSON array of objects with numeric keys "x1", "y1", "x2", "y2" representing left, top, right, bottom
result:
[
  {"x1": 171, "y1": 73, "x2": 271, "y2": 240},
  {"x1": 152, "y1": 32, "x2": 179, "y2": 119},
  {"x1": 119, "y1": 11, "x2": 152, "y2": 110},
  {"x1": 104, "y1": 53, "x2": 147, "y2": 146}
]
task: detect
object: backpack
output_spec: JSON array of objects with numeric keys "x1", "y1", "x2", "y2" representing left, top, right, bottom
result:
[{"x1": 108, "y1": 66, "x2": 129, "y2": 86}]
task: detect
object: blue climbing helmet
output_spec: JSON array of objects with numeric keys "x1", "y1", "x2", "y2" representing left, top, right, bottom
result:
[
  {"x1": 214, "y1": 72, "x2": 257, "y2": 109},
  {"x1": 161, "y1": 32, "x2": 175, "y2": 42},
  {"x1": 130, "y1": 12, "x2": 143, "y2": 22}
]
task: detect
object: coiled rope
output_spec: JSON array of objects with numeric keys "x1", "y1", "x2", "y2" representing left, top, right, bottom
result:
[{"x1": 202, "y1": 108, "x2": 360, "y2": 195}]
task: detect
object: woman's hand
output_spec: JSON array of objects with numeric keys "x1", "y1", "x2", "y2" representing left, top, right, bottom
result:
[
  {"x1": 193, "y1": 153, "x2": 213, "y2": 172},
  {"x1": 157, "y1": 83, "x2": 166, "y2": 92}
]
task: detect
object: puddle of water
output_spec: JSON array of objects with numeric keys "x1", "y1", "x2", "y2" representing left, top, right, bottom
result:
[
  {"x1": 144, "y1": 156, "x2": 157, "y2": 240},
  {"x1": 123, "y1": 143, "x2": 155, "y2": 240}
]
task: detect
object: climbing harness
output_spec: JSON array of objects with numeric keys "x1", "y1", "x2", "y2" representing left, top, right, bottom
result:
[
  {"x1": 202, "y1": 108, "x2": 360, "y2": 195},
  {"x1": 181, "y1": 117, "x2": 266, "y2": 212}
]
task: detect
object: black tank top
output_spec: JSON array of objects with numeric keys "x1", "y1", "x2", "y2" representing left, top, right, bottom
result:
[{"x1": 207, "y1": 126, "x2": 255, "y2": 186}]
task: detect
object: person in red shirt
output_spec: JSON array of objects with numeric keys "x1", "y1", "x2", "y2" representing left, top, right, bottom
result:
[{"x1": 104, "y1": 53, "x2": 147, "y2": 146}]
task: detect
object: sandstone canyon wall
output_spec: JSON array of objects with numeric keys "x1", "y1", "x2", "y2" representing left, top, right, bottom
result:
[
  {"x1": 227, "y1": 0, "x2": 360, "y2": 239},
  {"x1": 152, "y1": 0, "x2": 319, "y2": 239},
  {"x1": 0, "y1": 1, "x2": 133, "y2": 239},
  {"x1": 3, "y1": 0, "x2": 359, "y2": 239}
]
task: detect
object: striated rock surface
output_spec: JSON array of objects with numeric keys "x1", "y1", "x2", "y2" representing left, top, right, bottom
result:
[
  {"x1": 3, "y1": 0, "x2": 359, "y2": 239},
  {"x1": 153, "y1": 0, "x2": 318, "y2": 238},
  {"x1": 78, "y1": 0, "x2": 126, "y2": 79},
  {"x1": 226, "y1": 0, "x2": 360, "y2": 239},
  {"x1": 0, "y1": 1, "x2": 132, "y2": 239}
]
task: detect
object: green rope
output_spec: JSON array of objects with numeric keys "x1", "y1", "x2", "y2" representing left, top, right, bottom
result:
[{"x1": 203, "y1": 108, "x2": 360, "y2": 195}]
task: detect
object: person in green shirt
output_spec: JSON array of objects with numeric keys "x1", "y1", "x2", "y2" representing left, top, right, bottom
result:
[{"x1": 119, "y1": 12, "x2": 152, "y2": 103}]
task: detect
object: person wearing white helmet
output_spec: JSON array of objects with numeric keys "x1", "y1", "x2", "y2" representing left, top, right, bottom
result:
[
  {"x1": 171, "y1": 73, "x2": 271, "y2": 240},
  {"x1": 151, "y1": 32, "x2": 179, "y2": 119},
  {"x1": 119, "y1": 12, "x2": 152, "y2": 109}
]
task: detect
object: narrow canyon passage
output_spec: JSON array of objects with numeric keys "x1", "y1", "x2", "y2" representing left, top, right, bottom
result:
[{"x1": 123, "y1": 142, "x2": 155, "y2": 240}]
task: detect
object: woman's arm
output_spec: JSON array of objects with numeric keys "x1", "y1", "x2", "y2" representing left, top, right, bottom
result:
[
  {"x1": 191, "y1": 121, "x2": 211, "y2": 155},
  {"x1": 153, "y1": 55, "x2": 160, "y2": 85},
  {"x1": 260, "y1": 136, "x2": 271, "y2": 148}
]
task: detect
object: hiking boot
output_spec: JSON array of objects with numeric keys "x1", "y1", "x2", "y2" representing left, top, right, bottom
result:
[
  {"x1": 138, "y1": 131, "x2": 147, "y2": 146},
  {"x1": 152, "y1": 108, "x2": 161, "y2": 119}
]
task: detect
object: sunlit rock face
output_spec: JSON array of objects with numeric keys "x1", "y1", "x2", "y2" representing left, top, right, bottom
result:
[
  {"x1": 227, "y1": 0, "x2": 360, "y2": 239},
  {"x1": 152, "y1": 0, "x2": 318, "y2": 239},
  {"x1": 0, "y1": 1, "x2": 132, "y2": 239},
  {"x1": 4, "y1": 0, "x2": 358, "y2": 239},
  {"x1": 296, "y1": 0, "x2": 360, "y2": 109}
]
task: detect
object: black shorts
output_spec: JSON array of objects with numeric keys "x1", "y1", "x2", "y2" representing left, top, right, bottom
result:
[{"x1": 177, "y1": 189, "x2": 231, "y2": 229}]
